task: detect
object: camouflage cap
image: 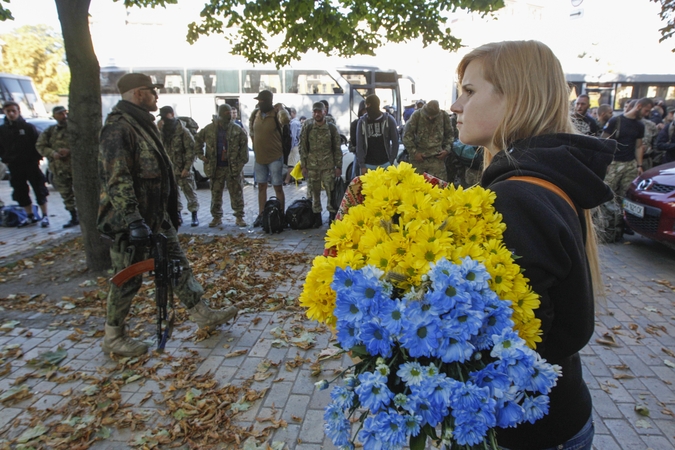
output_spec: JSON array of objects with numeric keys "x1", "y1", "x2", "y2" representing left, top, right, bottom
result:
[
  {"x1": 254, "y1": 90, "x2": 274, "y2": 102},
  {"x1": 422, "y1": 100, "x2": 440, "y2": 118},
  {"x1": 117, "y1": 73, "x2": 163, "y2": 94},
  {"x1": 312, "y1": 102, "x2": 326, "y2": 111}
]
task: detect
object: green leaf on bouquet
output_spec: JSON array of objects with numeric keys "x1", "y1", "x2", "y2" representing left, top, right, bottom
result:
[{"x1": 409, "y1": 433, "x2": 426, "y2": 450}]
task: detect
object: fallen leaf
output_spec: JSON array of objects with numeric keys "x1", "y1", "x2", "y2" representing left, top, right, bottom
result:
[
  {"x1": 635, "y1": 404, "x2": 650, "y2": 416},
  {"x1": 635, "y1": 419, "x2": 652, "y2": 429},
  {"x1": 664, "y1": 359, "x2": 675, "y2": 369},
  {"x1": 16, "y1": 423, "x2": 49, "y2": 443},
  {"x1": 224, "y1": 349, "x2": 248, "y2": 358},
  {"x1": 595, "y1": 333, "x2": 620, "y2": 347}
]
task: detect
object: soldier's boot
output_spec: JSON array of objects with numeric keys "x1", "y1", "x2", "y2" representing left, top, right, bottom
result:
[
  {"x1": 312, "y1": 212, "x2": 323, "y2": 229},
  {"x1": 101, "y1": 323, "x2": 148, "y2": 357},
  {"x1": 63, "y1": 210, "x2": 79, "y2": 229},
  {"x1": 188, "y1": 300, "x2": 238, "y2": 329},
  {"x1": 191, "y1": 211, "x2": 199, "y2": 227},
  {"x1": 235, "y1": 217, "x2": 247, "y2": 227},
  {"x1": 209, "y1": 217, "x2": 222, "y2": 228}
]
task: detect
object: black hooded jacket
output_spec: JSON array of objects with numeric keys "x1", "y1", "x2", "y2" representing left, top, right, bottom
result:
[
  {"x1": 483, "y1": 134, "x2": 615, "y2": 449},
  {"x1": 0, "y1": 116, "x2": 42, "y2": 166}
]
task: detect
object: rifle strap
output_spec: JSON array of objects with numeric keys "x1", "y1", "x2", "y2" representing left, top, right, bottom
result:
[{"x1": 507, "y1": 176, "x2": 576, "y2": 213}]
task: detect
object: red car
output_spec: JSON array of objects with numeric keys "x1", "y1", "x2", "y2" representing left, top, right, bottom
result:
[{"x1": 624, "y1": 161, "x2": 675, "y2": 249}]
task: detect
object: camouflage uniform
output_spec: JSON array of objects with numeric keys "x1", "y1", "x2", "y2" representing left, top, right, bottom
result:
[
  {"x1": 403, "y1": 109, "x2": 454, "y2": 181},
  {"x1": 36, "y1": 123, "x2": 75, "y2": 211},
  {"x1": 194, "y1": 119, "x2": 249, "y2": 220},
  {"x1": 641, "y1": 118, "x2": 659, "y2": 171},
  {"x1": 98, "y1": 101, "x2": 202, "y2": 326},
  {"x1": 299, "y1": 120, "x2": 342, "y2": 213},
  {"x1": 160, "y1": 118, "x2": 199, "y2": 214}
]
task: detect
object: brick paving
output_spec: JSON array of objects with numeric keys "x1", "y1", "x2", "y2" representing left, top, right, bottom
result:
[{"x1": 1, "y1": 179, "x2": 675, "y2": 449}]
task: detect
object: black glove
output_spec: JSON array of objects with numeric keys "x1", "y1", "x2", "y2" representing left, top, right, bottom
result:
[{"x1": 129, "y1": 220, "x2": 152, "y2": 247}]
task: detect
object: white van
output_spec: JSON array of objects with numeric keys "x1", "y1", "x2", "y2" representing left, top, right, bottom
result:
[{"x1": 0, "y1": 73, "x2": 48, "y2": 118}]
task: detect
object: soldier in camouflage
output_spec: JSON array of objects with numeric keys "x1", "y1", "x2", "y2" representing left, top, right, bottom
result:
[
  {"x1": 300, "y1": 102, "x2": 342, "y2": 227},
  {"x1": 36, "y1": 106, "x2": 79, "y2": 228},
  {"x1": 157, "y1": 106, "x2": 200, "y2": 227},
  {"x1": 403, "y1": 100, "x2": 455, "y2": 181},
  {"x1": 194, "y1": 104, "x2": 249, "y2": 228},
  {"x1": 98, "y1": 73, "x2": 237, "y2": 357},
  {"x1": 641, "y1": 114, "x2": 659, "y2": 171}
]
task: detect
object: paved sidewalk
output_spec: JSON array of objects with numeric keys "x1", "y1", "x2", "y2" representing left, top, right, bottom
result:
[{"x1": 1, "y1": 179, "x2": 675, "y2": 449}]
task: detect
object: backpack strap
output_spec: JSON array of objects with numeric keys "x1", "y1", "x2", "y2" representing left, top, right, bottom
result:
[{"x1": 507, "y1": 176, "x2": 575, "y2": 212}]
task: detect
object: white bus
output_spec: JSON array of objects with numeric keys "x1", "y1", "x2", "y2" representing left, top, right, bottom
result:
[
  {"x1": 100, "y1": 65, "x2": 415, "y2": 134},
  {"x1": 566, "y1": 73, "x2": 675, "y2": 112},
  {"x1": 0, "y1": 73, "x2": 48, "y2": 118}
]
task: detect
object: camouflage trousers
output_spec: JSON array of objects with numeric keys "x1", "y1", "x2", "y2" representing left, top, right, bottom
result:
[
  {"x1": 175, "y1": 172, "x2": 199, "y2": 213},
  {"x1": 210, "y1": 166, "x2": 245, "y2": 219},
  {"x1": 106, "y1": 223, "x2": 204, "y2": 327},
  {"x1": 52, "y1": 165, "x2": 76, "y2": 212},
  {"x1": 597, "y1": 160, "x2": 638, "y2": 243},
  {"x1": 411, "y1": 157, "x2": 448, "y2": 182},
  {"x1": 307, "y1": 168, "x2": 337, "y2": 213}
]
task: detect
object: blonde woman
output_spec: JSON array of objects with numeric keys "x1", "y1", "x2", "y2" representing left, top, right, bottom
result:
[{"x1": 451, "y1": 41, "x2": 615, "y2": 450}]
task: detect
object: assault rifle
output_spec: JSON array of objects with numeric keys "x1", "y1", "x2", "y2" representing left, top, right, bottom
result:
[{"x1": 111, "y1": 233, "x2": 182, "y2": 351}]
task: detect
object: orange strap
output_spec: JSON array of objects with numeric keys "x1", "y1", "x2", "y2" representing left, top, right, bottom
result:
[{"x1": 507, "y1": 176, "x2": 576, "y2": 212}]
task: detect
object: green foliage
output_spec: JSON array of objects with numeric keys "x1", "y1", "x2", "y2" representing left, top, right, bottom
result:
[
  {"x1": 186, "y1": 0, "x2": 505, "y2": 67},
  {"x1": 0, "y1": 0, "x2": 14, "y2": 21},
  {"x1": 1, "y1": 24, "x2": 70, "y2": 102},
  {"x1": 652, "y1": 0, "x2": 675, "y2": 51}
]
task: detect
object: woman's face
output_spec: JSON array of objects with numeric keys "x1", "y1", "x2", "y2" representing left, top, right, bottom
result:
[{"x1": 451, "y1": 59, "x2": 506, "y2": 153}]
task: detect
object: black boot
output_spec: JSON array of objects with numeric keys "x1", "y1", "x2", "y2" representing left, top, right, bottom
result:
[
  {"x1": 63, "y1": 210, "x2": 79, "y2": 229},
  {"x1": 312, "y1": 212, "x2": 323, "y2": 228},
  {"x1": 191, "y1": 211, "x2": 199, "y2": 227}
]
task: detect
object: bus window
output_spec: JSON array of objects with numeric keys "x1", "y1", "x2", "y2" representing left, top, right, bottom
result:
[
  {"x1": 284, "y1": 70, "x2": 341, "y2": 94},
  {"x1": 242, "y1": 70, "x2": 281, "y2": 94},
  {"x1": 143, "y1": 70, "x2": 185, "y2": 94},
  {"x1": 376, "y1": 87, "x2": 398, "y2": 119},
  {"x1": 1, "y1": 77, "x2": 30, "y2": 112},
  {"x1": 19, "y1": 80, "x2": 39, "y2": 108},
  {"x1": 615, "y1": 84, "x2": 634, "y2": 110},
  {"x1": 188, "y1": 70, "x2": 239, "y2": 94},
  {"x1": 339, "y1": 71, "x2": 368, "y2": 86},
  {"x1": 101, "y1": 69, "x2": 127, "y2": 94}
]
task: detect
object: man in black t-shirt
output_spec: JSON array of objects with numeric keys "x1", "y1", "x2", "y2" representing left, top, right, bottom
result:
[{"x1": 600, "y1": 97, "x2": 652, "y2": 240}]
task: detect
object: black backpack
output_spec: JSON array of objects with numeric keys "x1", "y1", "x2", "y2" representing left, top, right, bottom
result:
[
  {"x1": 262, "y1": 196, "x2": 284, "y2": 234},
  {"x1": 280, "y1": 123, "x2": 292, "y2": 164},
  {"x1": 285, "y1": 198, "x2": 314, "y2": 230}
]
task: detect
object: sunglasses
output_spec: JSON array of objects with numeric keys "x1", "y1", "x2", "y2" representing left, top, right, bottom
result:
[{"x1": 139, "y1": 87, "x2": 158, "y2": 96}]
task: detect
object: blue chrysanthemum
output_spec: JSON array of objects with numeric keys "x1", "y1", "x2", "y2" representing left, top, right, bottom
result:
[
  {"x1": 400, "y1": 314, "x2": 442, "y2": 358},
  {"x1": 355, "y1": 371, "x2": 393, "y2": 413},
  {"x1": 437, "y1": 335, "x2": 475, "y2": 363},
  {"x1": 360, "y1": 321, "x2": 394, "y2": 357},
  {"x1": 332, "y1": 266, "x2": 359, "y2": 293},
  {"x1": 495, "y1": 399, "x2": 524, "y2": 428},
  {"x1": 527, "y1": 357, "x2": 561, "y2": 394},
  {"x1": 330, "y1": 385, "x2": 355, "y2": 410},
  {"x1": 334, "y1": 290, "x2": 366, "y2": 325},
  {"x1": 470, "y1": 362, "x2": 512, "y2": 400},
  {"x1": 459, "y1": 257, "x2": 491, "y2": 291},
  {"x1": 379, "y1": 299, "x2": 406, "y2": 335},
  {"x1": 335, "y1": 320, "x2": 360, "y2": 350},
  {"x1": 522, "y1": 394, "x2": 550, "y2": 424},
  {"x1": 324, "y1": 403, "x2": 351, "y2": 447},
  {"x1": 376, "y1": 410, "x2": 408, "y2": 448}
]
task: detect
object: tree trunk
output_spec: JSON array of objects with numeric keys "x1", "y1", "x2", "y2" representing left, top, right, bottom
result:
[{"x1": 55, "y1": 0, "x2": 111, "y2": 271}]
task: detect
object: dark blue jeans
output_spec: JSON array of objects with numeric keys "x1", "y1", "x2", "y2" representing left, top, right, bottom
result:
[{"x1": 501, "y1": 415, "x2": 594, "y2": 450}]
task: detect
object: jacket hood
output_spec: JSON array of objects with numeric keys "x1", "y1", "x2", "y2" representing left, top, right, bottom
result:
[{"x1": 482, "y1": 133, "x2": 615, "y2": 210}]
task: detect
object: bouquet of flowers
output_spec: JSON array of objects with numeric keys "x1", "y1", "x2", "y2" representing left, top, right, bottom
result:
[{"x1": 299, "y1": 163, "x2": 561, "y2": 449}]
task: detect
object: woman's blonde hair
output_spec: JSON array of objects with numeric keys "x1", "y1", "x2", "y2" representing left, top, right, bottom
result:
[{"x1": 457, "y1": 40, "x2": 603, "y2": 298}]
